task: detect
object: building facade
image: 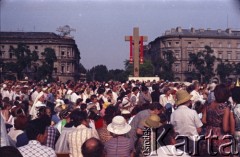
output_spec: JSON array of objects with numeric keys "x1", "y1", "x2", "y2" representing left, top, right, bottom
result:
[
  {"x1": 0, "y1": 32, "x2": 81, "y2": 82},
  {"x1": 148, "y1": 27, "x2": 240, "y2": 82}
]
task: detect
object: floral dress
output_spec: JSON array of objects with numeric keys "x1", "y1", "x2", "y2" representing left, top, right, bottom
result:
[{"x1": 205, "y1": 102, "x2": 231, "y2": 154}]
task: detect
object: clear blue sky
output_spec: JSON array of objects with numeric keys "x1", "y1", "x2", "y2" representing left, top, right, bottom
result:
[{"x1": 1, "y1": 0, "x2": 240, "y2": 70}]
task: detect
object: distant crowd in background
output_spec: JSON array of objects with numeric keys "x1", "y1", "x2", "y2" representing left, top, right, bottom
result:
[{"x1": 0, "y1": 79, "x2": 240, "y2": 157}]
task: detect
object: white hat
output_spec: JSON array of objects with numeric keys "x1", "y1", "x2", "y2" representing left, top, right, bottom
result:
[
  {"x1": 107, "y1": 116, "x2": 131, "y2": 135},
  {"x1": 55, "y1": 99, "x2": 64, "y2": 108},
  {"x1": 121, "y1": 109, "x2": 130, "y2": 115}
]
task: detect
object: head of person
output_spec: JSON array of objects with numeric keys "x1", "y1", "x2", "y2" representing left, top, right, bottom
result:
[
  {"x1": 26, "y1": 116, "x2": 50, "y2": 144},
  {"x1": 90, "y1": 95, "x2": 98, "y2": 103},
  {"x1": 68, "y1": 109, "x2": 88, "y2": 127},
  {"x1": 0, "y1": 146, "x2": 23, "y2": 157},
  {"x1": 193, "y1": 81, "x2": 200, "y2": 91},
  {"x1": 14, "y1": 115, "x2": 28, "y2": 130},
  {"x1": 107, "y1": 115, "x2": 131, "y2": 136},
  {"x1": 143, "y1": 114, "x2": 162, "y2": 129},
  {"x1": 132, "y1": 87, "x2": 139, "y2": 95},
  {"x1": 141, "y1": 86, "x2": 149, "y2": 94},
  {"x1": 175, "y1": 90, "x2": 192, "y2": 107},
  {"x1": 231, "y1": 87, "x2": 240, "y2": 104},
  {"x1": 149, "y1": 102, "x2": 163, "y2": 115},
  {"x1": 82, "y1": 137, "x2": 104, "y2": 157},
  {"x1": 214, "y1": 84, "x2": 230, "y2": 103},
  {"x1": 163, "y1": 87, "x2": 171, "y2": 96},
  {"x1": 37, "y1": 106, "x2": 51, "y2": 118},
  {"x1": 157, "y1": 124, "x2": 177, "y2": 146}
]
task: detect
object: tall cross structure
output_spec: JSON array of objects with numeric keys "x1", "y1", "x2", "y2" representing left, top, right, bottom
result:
[{"x1": 125, "y1": 27, "x2": 148, "y2": 77}]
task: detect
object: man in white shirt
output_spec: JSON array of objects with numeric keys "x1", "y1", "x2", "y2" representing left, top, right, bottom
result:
[
  {"x1": 170, "y1": 90, "x2": 203, "y2": 155},
  {"x1": 68, "y1": 111, "x2": 99, "y2": 157}
]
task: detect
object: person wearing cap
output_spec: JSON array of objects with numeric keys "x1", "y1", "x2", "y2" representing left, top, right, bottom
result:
[
  {"x1": 135, "y1": 114, "x2": 162, "y2": 156},
  {"x1": 104, "y1": 115, "x2": 134, "y2": 157},
  {"x1": 170, "y1": 90, "x2": 203, "y2": 155},
  {"x1": 127, "y1": 102, "x2": 163, "y2": 150}
]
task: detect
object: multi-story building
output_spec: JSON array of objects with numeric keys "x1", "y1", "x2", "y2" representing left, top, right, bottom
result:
[
  {"x1": 148, "y1": 27, "x2": 240, "y2": 82},
  {"x1": 0, "y1": 32, "x2": 81, "y2": 82}
]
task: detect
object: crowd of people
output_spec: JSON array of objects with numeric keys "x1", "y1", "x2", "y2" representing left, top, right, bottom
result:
[{"x1": 0, "y1": 79, "x2": 240, "y2": 157}]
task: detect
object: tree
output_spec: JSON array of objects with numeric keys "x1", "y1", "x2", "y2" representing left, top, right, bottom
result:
[
  {"x1": 159, "y1": 50, "x2": 176, "y2": 81},
  {"x1": 87, "y1": 65, "x2": 108, "y2": 82},
  {"x1": 235, "y1": 63, "x2": 240, "y2": 77},
  {"x1": 216, "y1": 60, "x2": 234, "y2": 83},
  {"x1": 108, "y1": 69, "x2": 128, "y2": 82},
  {"x1": 40, "y1": 48, "x2": 57, "y2": 81},
  {"x1": 189, "y1": 46, "x2": 216, "y2": 83},
  {"x1": 139, "y1": 59, "x2": 154, "y2": 77},
  {"x1": 9, "y1": 43, "x2": 39, "y2": 80},
  {"x1": 124, "y1": 59, "x2": 154, "y2": 77}
]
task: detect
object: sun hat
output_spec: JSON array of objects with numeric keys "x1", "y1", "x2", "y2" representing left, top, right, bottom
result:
[
  {"x1": 143, "y1": 114, "x2": 162, "y2": 128},
  {"x1": 175, "y1": 90, "x2": 192, "y2": 106},
  {"x1": 107, "y1": 116, "x2": 131, "y2": 135}
]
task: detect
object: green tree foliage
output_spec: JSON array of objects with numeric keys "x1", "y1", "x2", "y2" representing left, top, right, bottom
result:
[
  {"x1": 235, "y1": 63, "x2": 240, "y2": 77},
  {"x1": 139, "y1": 59, "x2": 154, "y2": 77},
  {"x1": 87, "y1": 65, "x2": 108, "y2": 82},
  {"x1": 124, "y1": 59, "x2": 154, "y2": 77},
  {"x1": 159, "y1": 50, "x2": 176, "y2": 81},
  {"x1": 108, "y1": 69, "x2": 128, "y2": 82},
  {"x1": 216, "y1": 61, "x2": 234, "y2": 83},
  {"x1": 189, "y1": 46, "x2": 216, "y2": 83},
  {"x1": 37, "y1": 48, "x2": 57, "y2": 81},
  {"x1": 9, "y1": 43, "x2": 39, "y2": 80}
]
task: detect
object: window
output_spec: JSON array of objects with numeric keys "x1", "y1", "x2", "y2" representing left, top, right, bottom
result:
[
  {"x1": 67, "y1": 52, "x2": 70, "y2": 57},
  {"x1": 228, "y1": 43, "x2": 231, "y2": 48},
  {"x1": 188, "y1": 42, "x2": 191, "y2": 45},
  {"x1": 219, "y1": 43, "x2": 222, "y2": 48},
  {"x1": 218, "y1": 52, "x2": 222, "y2": 59},
  {"x1": 61, "y1": 51, "x2": 65, "y2": 56},
  {"x1": 175, "y1": 64, "x2": 179, "y2": 72},
  {"x1": 168, "y1": 42, "x2": 171, "y2": 47},
  {"x1": 1, "y1": 45, "x2": 4, "y2": 49},
  {"x1": 9, "y1": 52, "x2": 13, "y2": 59},
  {"x1": 188, "y1": 64, "x2": 192, "y2": 72},
  {"x1": 175, "y1": 50, "x2": 180, "y2": 59},
  {"x1": 237, "y1": 43, "x2": 240, "y2": 48},
  {"x1": 175, "y1": 42, "x2": 179, "y2": 45},
  {"x1": 35, "y1": 46, "x2": 38, "y2": 49},
  {"x1": 227, "y1": 52, "x2": 232, "y2": 60},
  {"x1": 237, "y1": 52, "x2": 240, "y2": 60},
  {"x1": 67, "y1": 64, "x2": 70, "y2": 73},
  {"x1": 210, "y1": 42, "x2": 213, "y2": 47},
  {"x1": 61, "y1": 65, "x2": 64, "y2": 73}
]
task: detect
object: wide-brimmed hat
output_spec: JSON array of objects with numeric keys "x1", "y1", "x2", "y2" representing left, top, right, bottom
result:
[
  {"x1": 143, "y1": 114, "x2": 162, "y2": 128},
  {"x1": 107, "y1": 116, "x2": 131, "y2": 135},
  {"x1": 175, "y1": 90, "x2": 192, "y2": 105}
]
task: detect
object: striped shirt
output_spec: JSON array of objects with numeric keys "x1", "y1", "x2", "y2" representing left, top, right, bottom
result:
[
  {"x1": 104, "y1": 136, "x2": 133, "y2": 157},
  {"x1": 68, "y1": 124, "x2": 99, "y2": 157}
]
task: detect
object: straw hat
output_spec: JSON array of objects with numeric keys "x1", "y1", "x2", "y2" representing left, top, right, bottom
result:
[
  {"x1": 175, "y1": 90, "x2": 192, "y2": 106},
  {"x1": 107, "y1": 116, "x2": 131, "y2": 135},
  {"x1": 143, "y1": 114, "x2": 162, "y2": 128}
]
